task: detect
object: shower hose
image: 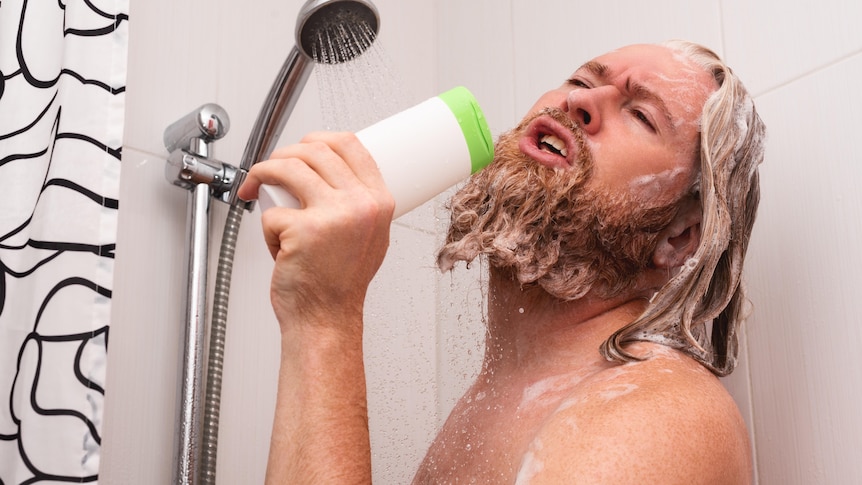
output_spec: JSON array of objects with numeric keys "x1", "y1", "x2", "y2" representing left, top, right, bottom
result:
[{"x1": 201, "y1": 203, "x2": 244, "y2": 484}]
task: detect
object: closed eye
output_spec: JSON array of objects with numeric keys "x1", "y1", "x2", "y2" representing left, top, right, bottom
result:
[
  {"x1": 631, "y1": 108, "x2": 655, "y2": 132},
  {"x1": 567, "y1": 77, "x2": 591, "y2": 89}
]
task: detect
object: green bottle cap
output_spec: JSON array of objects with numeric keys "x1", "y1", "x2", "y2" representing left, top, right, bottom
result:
[{"x1": 438, "y1": 86, "x2": 494, "y2": 174}]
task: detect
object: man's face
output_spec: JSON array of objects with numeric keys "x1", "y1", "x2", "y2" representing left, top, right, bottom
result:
[
  {"x1": 438, "y1": 44, "x2": 717, "y2": 300},
  {"x1": 522, "y1": 44, "x2": 715, "y2": 205}
]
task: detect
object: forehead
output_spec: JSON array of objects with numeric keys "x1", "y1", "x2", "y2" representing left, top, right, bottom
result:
[
  {"x1": 585, "y1": 44, "x2": 716, "y2": 125},
  {"x1": 589, "y1": 44, "x2": 713, "y2": 86}
]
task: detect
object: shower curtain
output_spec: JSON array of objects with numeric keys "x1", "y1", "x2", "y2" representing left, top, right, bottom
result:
[{"x1": 0, "y1": 0, "x2": 128, "y2": 483}]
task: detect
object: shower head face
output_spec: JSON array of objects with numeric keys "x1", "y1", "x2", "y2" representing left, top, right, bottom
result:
[{"x1": 296, "y1": 0, "x2": 380, "y2": 64}]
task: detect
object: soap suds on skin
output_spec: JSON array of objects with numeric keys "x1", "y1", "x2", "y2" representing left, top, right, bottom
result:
[
  {"x1": 598, "y1": 383, "x2": 639, "y2": 401},
  {"x1": 519, "y1": 374, "x2": 581, "y2": 409},
  {"x1": 628, "y1": 166, "x2": 689, "y2": 200},
  {"x1": 515, "y1": 439, "x2": 545, "y2": 485}
]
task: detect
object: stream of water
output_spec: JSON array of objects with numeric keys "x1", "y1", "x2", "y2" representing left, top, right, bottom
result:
[{"x1": 310, "y1": 20, "x2": 414, "y2": 132}]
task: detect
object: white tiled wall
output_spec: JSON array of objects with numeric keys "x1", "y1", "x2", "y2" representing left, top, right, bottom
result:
[
  {"x1": 744, "y1": 51, "x2": 862, "y2": 484},
  {"x1": 103, "y1": 0, "x2": 862, "y2": 483},
  {"x1": 722, "y1": 0, "x2": 862, "y2": 95},
  {"x1": 725, "y1": 1, "x2": 862, "y2": 482}
]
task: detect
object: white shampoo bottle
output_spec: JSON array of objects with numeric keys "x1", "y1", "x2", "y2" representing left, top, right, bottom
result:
[{"x1": 256, "y1": 86, "x2": 494, "y2": 219}]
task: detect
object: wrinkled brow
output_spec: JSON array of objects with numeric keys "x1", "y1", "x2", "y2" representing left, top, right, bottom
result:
[{"x1": 576, "y1": 61, "x2": 678, "y2": 134}]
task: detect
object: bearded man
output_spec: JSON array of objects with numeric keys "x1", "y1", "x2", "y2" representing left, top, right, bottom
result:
[{"x1": 239, "y1": 40, "x2": 766, "y2": 484}]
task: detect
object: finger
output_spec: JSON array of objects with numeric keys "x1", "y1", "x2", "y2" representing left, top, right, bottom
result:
[
  {"x1": 239, "y1": 134, "x2": 394, "y2": 223},
  {"x1": 238, "y1": 156, "x2": 331, "y2": 208},
  {"x1": 298, "y1": 132, "x2": 388, "y2": 194},
  {"x1": 268, "y1": 134, "x2": 366, "y2": 192},
  {"x1": 259, "y1": 207, "x2": 284, "y2": 259},
  {"x1": 239, "y1": 135, "x2": 350, "y2": 203}
]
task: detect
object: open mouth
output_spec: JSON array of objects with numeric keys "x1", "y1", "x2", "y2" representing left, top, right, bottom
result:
[
  {"x1": 539, "y1": 134, "x2": 568, "y2": 157},
  {"x1": 518, "y1": 115, "x2": 580, "y2": 169}
]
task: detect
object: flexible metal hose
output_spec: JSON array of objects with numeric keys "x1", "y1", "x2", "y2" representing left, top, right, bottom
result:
[{"x1": 201, "y1": 204, "x2": 244, "y2": 484}]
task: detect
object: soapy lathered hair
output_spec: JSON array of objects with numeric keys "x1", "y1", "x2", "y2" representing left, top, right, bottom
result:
[{"x1": 600, "y1": 40, "x2": 767, "y2": 376}]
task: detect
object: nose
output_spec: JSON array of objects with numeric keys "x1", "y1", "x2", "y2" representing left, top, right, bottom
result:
[{"x1": 564, "y1": 86, "x2": 613, "y2": 136}]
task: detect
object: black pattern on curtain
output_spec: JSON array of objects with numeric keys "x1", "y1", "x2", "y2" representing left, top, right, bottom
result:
[{"x1": 0, "y1": 0, "x2": 129, "y2": 483}]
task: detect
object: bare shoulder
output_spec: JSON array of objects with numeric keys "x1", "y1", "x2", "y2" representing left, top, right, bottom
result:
[{"x1": 516, "y1": 344, "x2": 752, "y2": 485}]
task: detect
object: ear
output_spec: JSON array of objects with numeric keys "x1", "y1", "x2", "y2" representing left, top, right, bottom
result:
[{"x1": 652, "y1": 198, "x2": 702, "y2": 270}]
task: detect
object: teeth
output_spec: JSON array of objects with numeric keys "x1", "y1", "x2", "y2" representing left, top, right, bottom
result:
[{"x1": 540, "y1": 134, "x2": 568, "y2": 157}]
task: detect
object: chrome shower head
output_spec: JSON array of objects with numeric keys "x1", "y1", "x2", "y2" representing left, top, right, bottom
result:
[
  {"x1": 233, "y1": 0, "x2": 381, "y2": 189},
  {"x1": 295, "y1": 0, "x2": 380, "y2": 64}
]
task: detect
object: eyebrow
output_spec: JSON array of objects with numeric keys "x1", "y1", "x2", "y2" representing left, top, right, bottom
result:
[{"x1": 576, "y1": 61, "x2": 678, "y2": 134}]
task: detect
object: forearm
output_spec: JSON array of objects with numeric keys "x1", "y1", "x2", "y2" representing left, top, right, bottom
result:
[
  {"x1": 238, "y1": 132, "x2": 393, "y2": 484},
  {"x1": 266, "y1": 315, "x2": 371, "y2": 485}
]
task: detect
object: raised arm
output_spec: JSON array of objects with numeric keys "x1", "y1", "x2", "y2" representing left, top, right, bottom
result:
[{"x1": 238, "y1": 132, "x2": 394, "y2": 484}]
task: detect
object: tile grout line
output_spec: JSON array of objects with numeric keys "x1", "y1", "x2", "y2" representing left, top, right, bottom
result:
[{"x1": 754, "y1": 48, "x2": 862, "y2": 98}]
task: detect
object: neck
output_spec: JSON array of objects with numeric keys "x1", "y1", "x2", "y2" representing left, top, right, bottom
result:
[{"x1": 481, "y1": 266, "x2": 650, "y2": 376}]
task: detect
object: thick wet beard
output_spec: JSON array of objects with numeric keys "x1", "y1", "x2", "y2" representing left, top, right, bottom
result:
[{"x1": 437, "y1": 108, "x2": 682, "y2": 301}]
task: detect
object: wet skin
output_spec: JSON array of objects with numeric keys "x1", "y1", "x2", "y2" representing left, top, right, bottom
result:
[{"x1": 412, "y1": 44, "x2": 751, "y2": 484}]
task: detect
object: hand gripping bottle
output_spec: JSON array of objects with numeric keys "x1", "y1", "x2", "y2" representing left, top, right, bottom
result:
[{"x1": 257, "y1": 86, "x2": 494, "y2": 219}]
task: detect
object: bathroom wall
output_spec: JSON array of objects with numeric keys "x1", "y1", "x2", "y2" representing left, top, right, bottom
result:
[
  {"x1": 725, "y1": 2, "x2": 862, "y2": 481},
  {"x1": 101, "y1": 0, "x2": 862, "y2": 484}
]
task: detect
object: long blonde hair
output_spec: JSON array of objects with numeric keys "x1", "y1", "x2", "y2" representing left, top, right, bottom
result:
[{"x1": 600, "y1": 40, "x2": 767, "y2": 376}]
